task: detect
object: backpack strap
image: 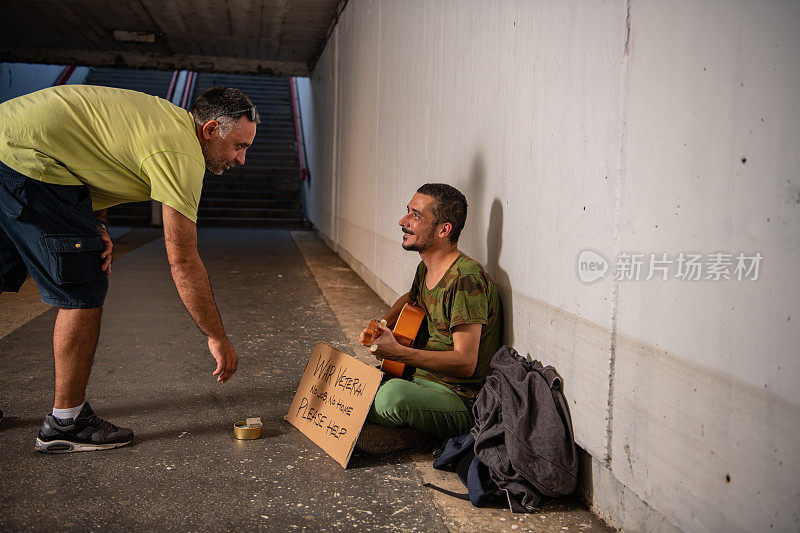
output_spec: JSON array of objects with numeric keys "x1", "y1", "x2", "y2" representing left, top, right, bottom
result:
[{"x1": 422, "y1": 482, "x2": 470, "y2": 501}]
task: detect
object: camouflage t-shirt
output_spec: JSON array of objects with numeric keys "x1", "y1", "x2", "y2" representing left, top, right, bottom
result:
[{"x1": 409, "y1": 253, "x2": 503, "y2": 404}]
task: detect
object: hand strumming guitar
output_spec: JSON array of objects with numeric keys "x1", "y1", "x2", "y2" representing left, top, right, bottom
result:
[
  {"x1": 359, "y1": 303, "x2": 426, "y2": 379},
  {"x1": 365, "y1": 323, "x2": 404, "y2": 360}
]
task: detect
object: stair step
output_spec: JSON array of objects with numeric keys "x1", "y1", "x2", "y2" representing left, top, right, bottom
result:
[
  {"x1": 255, "y1": 117, "x2": 295, "y2": 124},
  {"x1": 211, "y1": 163, "x2": 300, "y2": 171},
  {"x1": 196, "y1": 217, "x2": 306, "y2": 229},
  {"x1": 251, "y1": 135, "x2": 298, "y2": 143},
  {"x1": 253, "y1": 138, "x2": 296, "y2": 145},
  {"x1": 203, "y1": 179, "x2": 299, "y2": 187},
  {"x1": 206, "y1": 167, "x2": 299, "y2": 176},
  {"x1": 245, "y1": 154, "x2": 298, "y2": 161},
  {"x1": 109, "y1": 199, "x2": 151, "y2": 227},
  {"x1": 199, "y1": 197, "x2": 301, "y2": 208},
  {"x1": 111, "y1": 216, "x2": 150, "y2": 222},
  {"x1": 198, "y1": 207, "x2": 302, "y2": 218},
  {"x1": 204, "y1": 173, "x2": 300, "y2": 183},
  {"x1": 195, "y1": 78, "x2": 291, "y2": 87},
  {"x1": 202, "y1": 182, "x2": 300, "y2": 192},
  {"x1": 199, "y1": 189, "x2": 300, "y2": 200},
  {"x1": 254, "y1": 138, "x2": 297, "y2": 144},
  {"x1": 84, "y1": 68, "x2": 174, "y2": 98},
  {"x1": 253, "y1": 125, "x2": 297, "y2": 133},
  {"x1": 246, "y1": 147, "x2": 297, "y2": 154},
  {"x1": 244, "y1": 157, "x2": 300, "y2": 164}
]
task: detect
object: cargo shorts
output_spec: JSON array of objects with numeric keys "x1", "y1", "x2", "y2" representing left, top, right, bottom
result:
[{"x1": 0, "y1": 159, "x2": 108, "y2": 309}]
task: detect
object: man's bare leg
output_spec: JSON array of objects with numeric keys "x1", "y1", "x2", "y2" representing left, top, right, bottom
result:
[
  {"x1": 37, "y1": 306, "x2": 132, "y2": 453},
  {"x1": 53, "y1": 307, "x2": 102, "y2": 409}
]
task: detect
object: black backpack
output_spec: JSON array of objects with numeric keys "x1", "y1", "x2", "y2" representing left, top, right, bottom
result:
[{"x1": 427, "y1": 432, "x2": 526, "y2": 511}]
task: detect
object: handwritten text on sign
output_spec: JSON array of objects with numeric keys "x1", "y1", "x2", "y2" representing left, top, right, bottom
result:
[{"x1": 286, "y1": 342, "x2": 382, "y2": 468}]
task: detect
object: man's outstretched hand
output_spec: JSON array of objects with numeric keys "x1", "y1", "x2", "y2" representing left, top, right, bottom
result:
[{"x1": 208, "y1": 337, "x2": 238, "y2": 383}]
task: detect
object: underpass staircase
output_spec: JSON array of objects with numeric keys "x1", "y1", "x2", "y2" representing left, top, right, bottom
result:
[
  {"x1": 83, "y1": 67, "x2": 305, "y2": 229},
  {"x1": 192, "y1": 73, "x2": 304, "y2": 228}
]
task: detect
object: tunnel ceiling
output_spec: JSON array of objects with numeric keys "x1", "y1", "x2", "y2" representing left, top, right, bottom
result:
[{"x1": 0, "y1": 0, "x2": 342, "y2": 76}]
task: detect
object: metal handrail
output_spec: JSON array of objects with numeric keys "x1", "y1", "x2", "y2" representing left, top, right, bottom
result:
[
  {"x1": 53, "y1": 65, "x2": 76, "y2": 86},
  {"x1": 166, "y1": 70, "x2": 180, "y2": 102},
  {"x1": 289, "y1": 76, "x2": 310, "y2": 183},
  {"x1": 180, "y1": 71, "x2": 196, "y2": 109}
]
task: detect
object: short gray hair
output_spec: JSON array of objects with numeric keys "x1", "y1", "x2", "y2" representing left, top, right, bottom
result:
[{"x1": 189, "y1": 86, "x2": 259, "y2": 137}]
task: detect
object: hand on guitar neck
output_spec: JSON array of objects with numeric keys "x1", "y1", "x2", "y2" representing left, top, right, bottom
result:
[
  {"x1": 359, "y1": 303, "x2": 425, "y2": 379},
  {"x1": 360, "y1": 321, "x2": 396, "y2": 359}
]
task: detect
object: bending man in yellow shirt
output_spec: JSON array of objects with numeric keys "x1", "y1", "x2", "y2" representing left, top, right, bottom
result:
[{"x1": 0, "y1": 85, "x2": 258, "y2": 453}]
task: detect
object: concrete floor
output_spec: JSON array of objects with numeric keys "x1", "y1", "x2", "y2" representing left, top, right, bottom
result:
[{"x1": 0, "y1": 228, "x2": 611, "y2": 532}]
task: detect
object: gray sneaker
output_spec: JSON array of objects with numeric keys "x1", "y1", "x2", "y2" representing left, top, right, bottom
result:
[{"x1": 35, "y1": 402, "x2": 133, "y2": 453}]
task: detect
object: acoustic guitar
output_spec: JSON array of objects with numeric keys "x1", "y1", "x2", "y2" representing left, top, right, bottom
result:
[{"x1": 361, "y1": 303, "x2": 425, "y2": 379}]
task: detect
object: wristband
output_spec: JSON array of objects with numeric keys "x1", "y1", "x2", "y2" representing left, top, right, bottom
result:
[{"x1": 96, "y1": 219, "x2": 110, "y2": 233}]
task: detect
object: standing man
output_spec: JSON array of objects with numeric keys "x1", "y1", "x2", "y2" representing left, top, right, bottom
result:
[
  {"x1": 357, "y1": 183, "x2": 503, "y2": 453},
  {"x1": 0, "y1": 84, "x2": 258, "y2": 453}
]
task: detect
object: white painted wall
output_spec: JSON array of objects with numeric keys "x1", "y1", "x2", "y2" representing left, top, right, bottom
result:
[{"x1": 298, "y1": 1, "x2": 800, "y2": 531}]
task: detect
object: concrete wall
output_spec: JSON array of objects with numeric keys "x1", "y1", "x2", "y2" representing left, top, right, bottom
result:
[
  {"x1": 0, "y1": 63, "x2": 89, "y2": 103},
  {"x1": 298, "y1": 1, "x2": 800, "y2": 531}
]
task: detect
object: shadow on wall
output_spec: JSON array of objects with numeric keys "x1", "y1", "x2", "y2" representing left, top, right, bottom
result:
[
  {"x1": 463, "y1": 152, "x2": 514, "y2": 345},
  {"x1": 487, "y1": 199, "x2": 514, "y2": 346},
  {"x1": 465, "y1": 153, "x2": 486, "y2": 256}
]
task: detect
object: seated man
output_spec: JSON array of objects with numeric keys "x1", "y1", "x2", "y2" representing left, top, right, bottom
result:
[{"x1": 358, "y1": 183, "x2": 503, "y2": 453}]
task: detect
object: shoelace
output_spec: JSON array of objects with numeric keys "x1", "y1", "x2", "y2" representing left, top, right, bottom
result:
[{"x1": 82, "y1": 413, "x2": 118, "y2": 438}]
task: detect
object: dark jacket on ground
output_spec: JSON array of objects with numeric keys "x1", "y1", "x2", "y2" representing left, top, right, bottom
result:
[{"x1": 470, "y1": 345, "x2": 579, "y2": 510}]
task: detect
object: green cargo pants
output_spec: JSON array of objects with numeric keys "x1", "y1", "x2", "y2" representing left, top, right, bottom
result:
[{"x1": 366, "y1": 377, "x2": 473, "y2": 439}]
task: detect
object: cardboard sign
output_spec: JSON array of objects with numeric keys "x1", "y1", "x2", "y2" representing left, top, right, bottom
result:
[{"x1": 285, "y1": 342, "x2": 382, "y2": 468}]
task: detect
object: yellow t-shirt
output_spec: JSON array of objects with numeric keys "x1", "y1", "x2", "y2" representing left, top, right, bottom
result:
[{"x1": 0, "y1": 85, "x2": 206, "y2": 222}]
